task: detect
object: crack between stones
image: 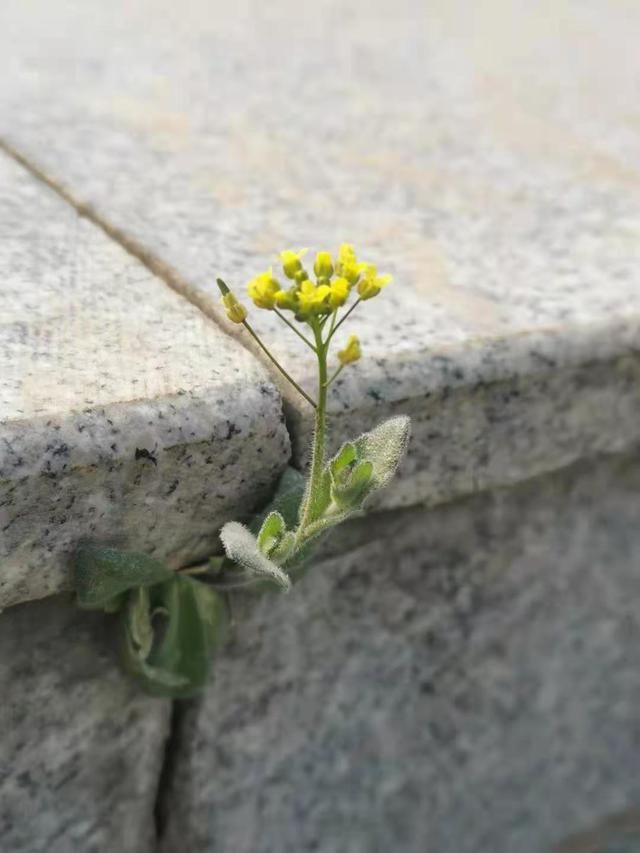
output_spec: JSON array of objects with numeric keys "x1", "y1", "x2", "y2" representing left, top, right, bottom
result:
[
  {"x1": 0, "y1": 138, "x2": 302, "y2": 849},
  {"x1": 0, "y1": 138, "x2": 224, "y2": 328},
  {"x1": 153, "y1": 700, "x2": 183, "y2": 849}
]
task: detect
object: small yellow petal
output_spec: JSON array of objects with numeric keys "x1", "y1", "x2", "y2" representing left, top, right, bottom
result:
[
  {"x1": 247, "y1": 268, "x2": 281, "y2": 309},
  {"x1": 313, "y1": 251, "x2": 334, "y2": 279},
  {"x1": 275, "y1": 288, "x2": 297, "y2": 311},
  {"x1": 356, "y1": 264, "x2": 392, "y2": 300},
  {"x1": 328, "y1": 277, "x2": 349, "y2": 308},
  {"x1": 338, "y1": 334, "x2": 362, "y2": 365},
  {"x1": 280, "y1": 248, "x2": 308, "y2": 279},
  {"x1": 336, "y1": 244, "x2": 361, "y2": 284}
]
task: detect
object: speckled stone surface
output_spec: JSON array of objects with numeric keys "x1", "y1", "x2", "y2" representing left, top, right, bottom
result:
[
  {"x1": 0, "y1": 595, "x2": 170, "y2": 853},
  {"x1": 0, "y1": 152, "x2": 290, "y2": 609},
  {"x1": 1, "y1": 0, "x2": 639, "y2": 507},
  {"x1": 159, "y1": 452, "x2": 640, "y2": 853}
]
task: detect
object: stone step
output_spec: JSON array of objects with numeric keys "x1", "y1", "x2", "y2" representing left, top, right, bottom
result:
[
  {"x1": 1, "y1": 0, "x2": 639, "y2": 512},
  {"x1": 0, "y1": 152, "x2": 290, "y2": 609},
  {"x1": 160, "y1": 452, "x2": 640, "y2": 853},
  {"x1": 1, "y1": 2, "x2": 640, "y2": 851},
  {"x1": 0, "y1": 594, "x2": 170, "y2": 853}
]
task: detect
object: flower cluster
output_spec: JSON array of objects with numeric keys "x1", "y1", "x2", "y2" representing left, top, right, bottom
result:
[{"x1": 245, "y1": 244, "x2": 391, "y2": 321}]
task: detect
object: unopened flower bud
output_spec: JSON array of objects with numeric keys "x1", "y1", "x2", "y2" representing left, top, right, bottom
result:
[
  {"x1": 280, "y1": 248, "x2": 308, "y2": 279},
  {"x1": 217, "y1": 278, "x2": 248, "y2": 323},
  {"x1": 338, "y1": 334, "x2": 362, "y2": 365},
  {"x1": 313, "y1": 251, "x2": 334, "y2": 279},
  {"x1": 222, "y1": 292, "x2": 247, "y2": 324}
]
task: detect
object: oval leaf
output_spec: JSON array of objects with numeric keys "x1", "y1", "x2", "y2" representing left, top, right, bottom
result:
[
  {"x1": 74, "y1": 545, "x2": 173, "y2": 610},
  {"x1": 121, "y1": 576, "x2": 228, "y2": 698},
  {"x1": 220, "y1": 522, "x2": 291, "y2": 591},
  {"x1": 354, "y1": 415, "x2": 411, "y2": 497}
]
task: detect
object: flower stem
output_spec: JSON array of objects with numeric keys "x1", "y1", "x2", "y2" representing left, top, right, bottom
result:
[
  {"x1": 324, "y1": 363, "x2": 345, "y2": 387},
  {"x1": 328, "y1": 298, "x2": 361, "y2": 343},
  {"x1": 274, "y1": 309, "x2": 317, "y2": 352},
  {"x1": 242, "y1": 320, "x2": 317, "y2": 409},
  {"x1": 296, "y1": 321, "x2": 328, "y2": 537}
]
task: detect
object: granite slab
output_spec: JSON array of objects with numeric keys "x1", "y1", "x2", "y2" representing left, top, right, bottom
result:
[
  {"x1": 1, "y1": 0, "x2": 639, "y2": 507},
  {"x1": 0, "y1": 151, "x2": 290, "y2": 609},
  {"x1": 159, "y1": 451, "x2": 640, "y2": 853},
  {"x1": 0, "y1": 595, "x2": 170, "y2": 853}
]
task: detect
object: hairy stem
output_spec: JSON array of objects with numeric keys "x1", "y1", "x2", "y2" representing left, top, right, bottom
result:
[{"x1": 296, "y1": 321, "x2": 328, "y2": 538}]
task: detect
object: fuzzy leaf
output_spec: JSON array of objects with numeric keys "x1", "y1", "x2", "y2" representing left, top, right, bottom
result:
[
  {"x1": 220, "y1": 522, "x2": 291, "y2": 591},
  {"x1": 75, "y1": 545, "x2": 173, "y2": 610},
  {"x1": 121, "y1": 576, "x2": 228, "y2": 698},
  {"x1": 303, "y1": 416, "x2": 411, "y2": 539},
  {"x1": 354, "y1": 415, "x2": 411, "y2": 498},
  {"x1": 332, "y1": 460, "x2": 374, "y2": 508},
  {"x1": 237, "y1": 466, "x2": 321, "y2": 590},
  {"x1": 251, "y1": 467, "x2": 306, "y2": 534},
  {"x1": 270, "y1": 530, "x2": 296, "y2": 563},
  {"x1": 257, "y1": 511, "x2": 286, "y2": 556},
  {"x1": 330, "y1": 442, "x2": 357, "y2": 477}
]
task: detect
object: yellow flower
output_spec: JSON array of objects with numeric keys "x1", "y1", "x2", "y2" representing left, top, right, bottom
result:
[
  {"x1": 221, "y1": 291, "x2": 247, "y2": 324},
  {"x1": 247, "y1": 268, "x2": 281, "y2": 309},
  {"x1": 313, "y1": 251, "x2": 334, "y2": 279},
  {"x1": 280, "y1": 248, "x2": 308, "y2": 280},
  {"x1": 338, "y1": 334, "x2": 362, "y2": 365},
  {"x1": 328, "y1": 276, "x2": 349, "y2": 308},
  {"x1": 335, "y1": 243, "x2": 361, "y2": 285},
  {"x1": 357, "y1": 263, "x2": 392, "y2": 300},
  {"x1": 274, "y1": 288, "x2": 298, "y2": 311},
  {"x1": 296, "y1": 280, "x2": 331, "y2": 316}
]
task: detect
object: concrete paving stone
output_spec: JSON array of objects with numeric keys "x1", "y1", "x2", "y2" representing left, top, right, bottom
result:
[
  {"x1": 159, "y1": 451, "x2": 640, "y2": 853},
  {"x1": 1, "y1": 0, "x2": 639, "y2": 508},
  {"x1": 0, "y1": 152, "x2": 290, "y2": 608},
  {"x1": 0, "y1": 595, "x2": 171, "y2": 853}
]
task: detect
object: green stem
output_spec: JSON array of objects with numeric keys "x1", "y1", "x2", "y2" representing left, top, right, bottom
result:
[
  {"x1": 242, "y1": 320, "x2": 317, "y2": 409},
  {"x1": 324, "y1": 363, "x2": 345, "y2": 387},
  {"x1": 327, "y1": 309, "x2": 338, "y2": 339},
  {"x1": 328, "y1": 298, "x2": 361, "y2": 343},
  {"x1": 296, "y1": 321, "x2": 328, "y2": 538},
  {"x1": 274, "y1": 309, "x2": 317, "y2": 352}
]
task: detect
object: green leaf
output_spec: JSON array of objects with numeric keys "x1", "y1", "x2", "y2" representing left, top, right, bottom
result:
[
  {"x1": 330, "y1": 442, "x2": 357, "y2": 478},
  {"x1": 220, "y1": 522, "x2": 291, "y2": 591},
  {"x1": 354, "y1": 415, "x2": 411, "y2": 499},
  {"x1": 250, "y1": 467, "x2": 306, "y2": 534},
  {"x1": 301, "y1": 416, "x2": 412, "y2": 540},
  {"x1": 121, "y1": 576, "x2": 228, "y2": 698},
  {"x1": 270, "y1": 530, "x2": 295, "y2": 563},
  {"x1": 257, "y1": 511, "x2": 286, "y2": 556},
  {"x1": 333, "y1": 460, "x2": 374, "y2": 508},
  {"x1": 234, "y1": 466, "x2": 321, "y2": 590},
  {"x1": 127, "y1": 587, "x2": 154, "y2": 659},
  {"x1": 328, "y1": 437, "x2": 375, "y2": 509},
  {"x1": 74, "y1": 545, "x2": 173, "y2": 611}
]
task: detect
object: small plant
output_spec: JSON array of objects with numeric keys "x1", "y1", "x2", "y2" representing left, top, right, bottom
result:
[{"x1": 74, "y1": 245, "x2": 410, "y2": 697}]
